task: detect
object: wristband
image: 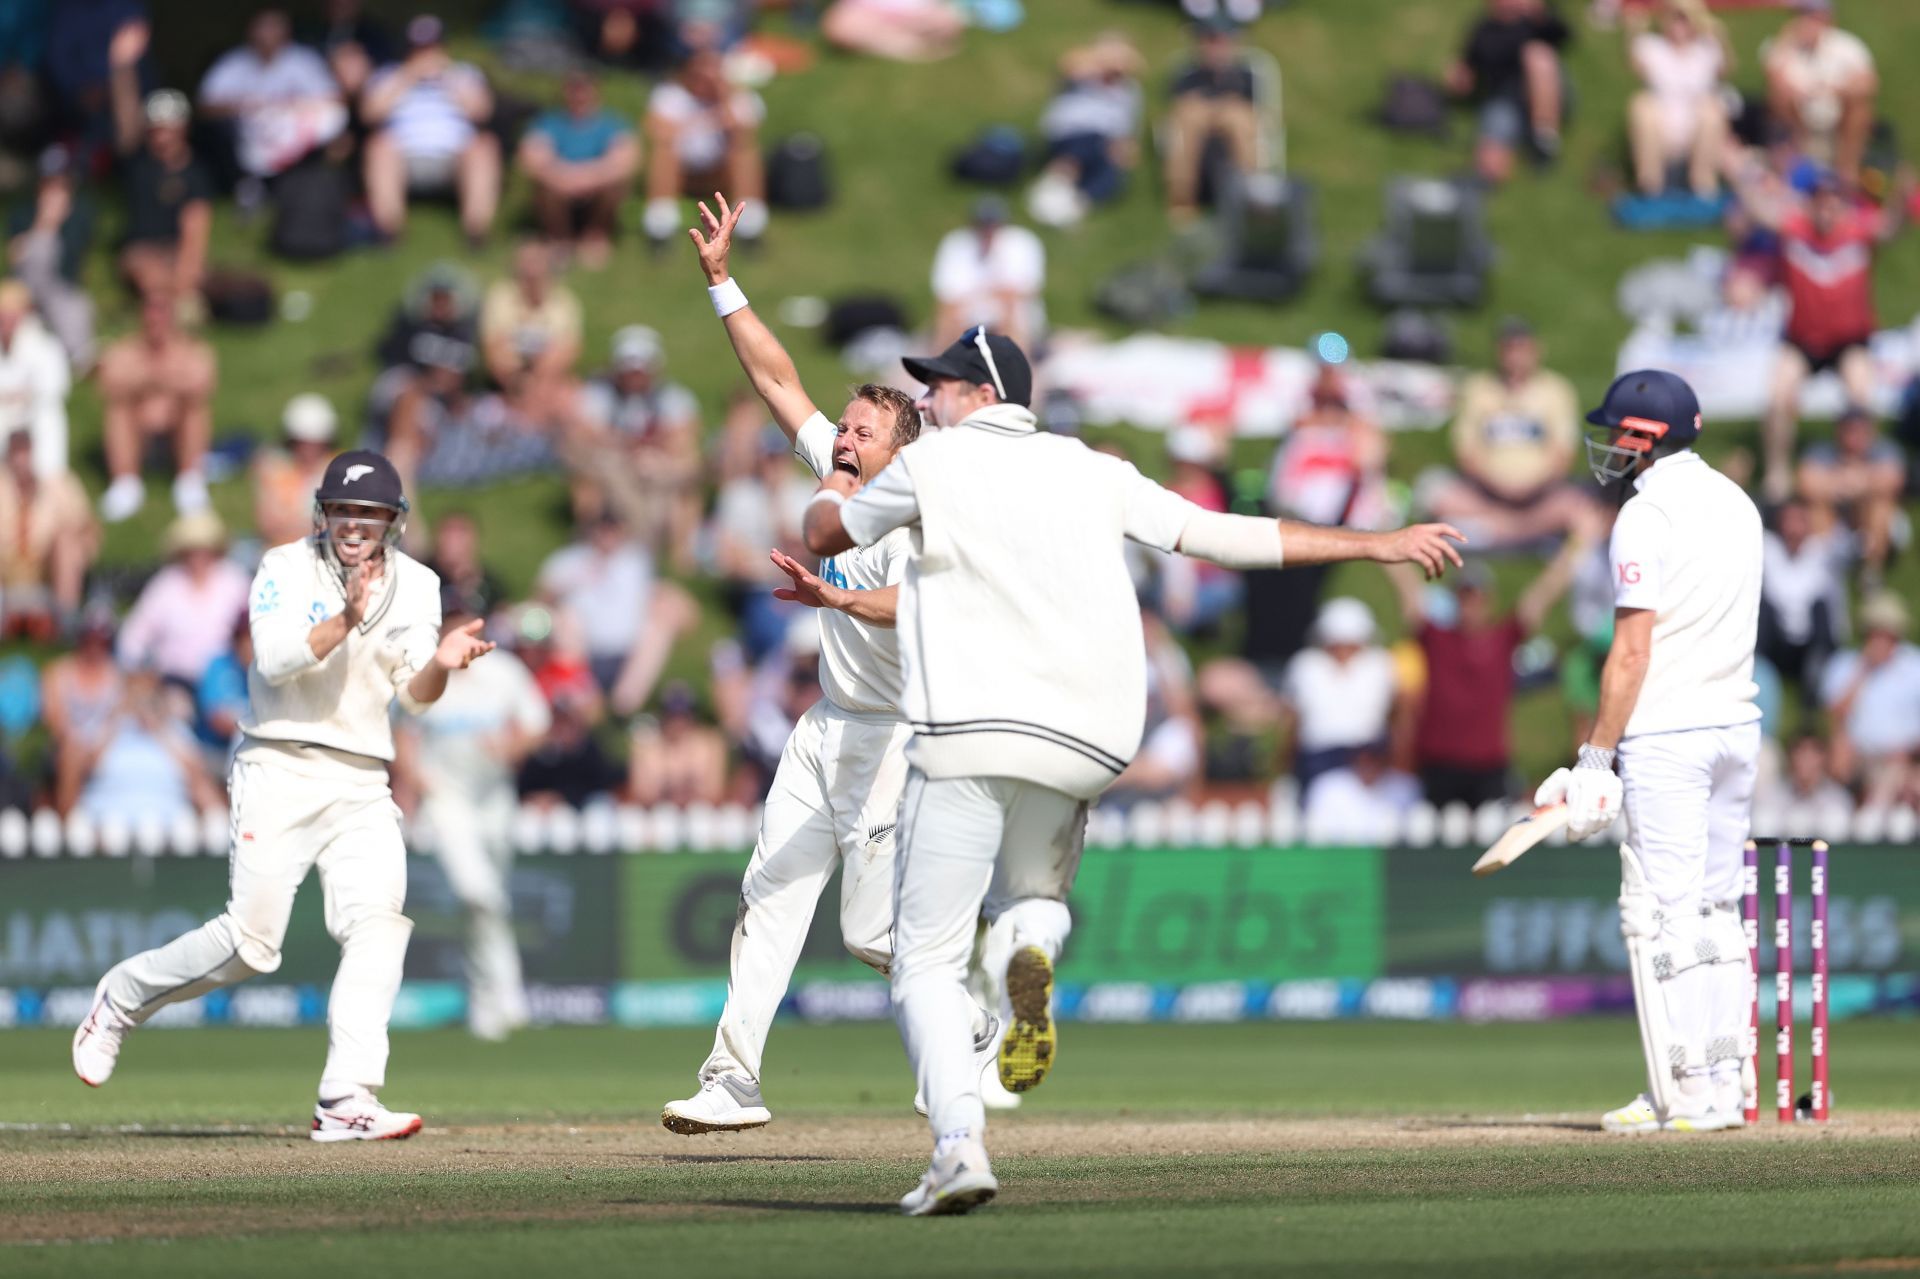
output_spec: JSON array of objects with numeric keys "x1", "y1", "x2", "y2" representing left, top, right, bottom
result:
[
  {"x1": 1576, "y1": 743, "x2": 1617, "y2": 771},
  {"x1": 807, "y1": 488, "x2": 846, "y2": 510},
  {"x1": 709, "y1": 277, "x2": 748, "y2": 319}
]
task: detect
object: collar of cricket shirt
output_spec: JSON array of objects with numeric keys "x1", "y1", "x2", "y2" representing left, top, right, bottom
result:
[{"x1": 1631, "y1": 448, "x2": 1702, "y2": 493}]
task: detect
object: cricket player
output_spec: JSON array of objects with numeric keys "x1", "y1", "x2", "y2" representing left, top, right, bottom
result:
[
  {"x1": 803, "y1": 329, "x2": 1466, "y2": 1215},
  {"x1": 661, "y1": 196, "x2": 1002, "y2": 1134},
  {"x1": 401, "y1": 588, "x2": 550, "y2": 1041},
  {"x1": 1533, "y1": 370, "x2": 1761, "y2": 1134},
  {"x1": 71, "y1": 451, "x2": 494, "y2": 1141}
]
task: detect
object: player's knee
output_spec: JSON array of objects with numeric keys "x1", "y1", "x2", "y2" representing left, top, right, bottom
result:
[
  {"x1": 327, "y1": 906, "x2": 413, "y2": 949},
  {"x1": 842, "y1": 931, "x2": 891, "y2": 976}
]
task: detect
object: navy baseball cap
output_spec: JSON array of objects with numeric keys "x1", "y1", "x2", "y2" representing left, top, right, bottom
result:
[
  {"x1": 902, "y1": 326, "x2": 1033, "y2": 407},
  {"x1": 1584, "y1": 369, "x2": 1701, "y2": 483}
]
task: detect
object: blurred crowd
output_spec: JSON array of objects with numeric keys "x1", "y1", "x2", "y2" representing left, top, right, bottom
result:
[{"x1": 0, "y1": 0, "x2": 1913, "y2": 835}]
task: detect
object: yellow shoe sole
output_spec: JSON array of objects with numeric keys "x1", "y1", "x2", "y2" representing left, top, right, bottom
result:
[{"x1": 998, "y1": 945, "x2": 1056, "y2": 1093}]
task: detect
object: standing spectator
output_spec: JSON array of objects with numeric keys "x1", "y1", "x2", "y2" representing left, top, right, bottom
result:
[
  {"x1": 96, "y1": 287, "x2": 216, "y2": 521},
  {"x1": 1162, "y1": 17, "x2": 1260, "y2": 224},
  {"x1": 6, "y1": 145, "x2": 98, "y2": 371},
  {"x1": 1028, "y1": 31, "x2": 1144, "y2": 228},
  {"x1": 535, "y1": 510, "x2": 696, "y2": 714},
  {"x1": 252, "y1": 393, "x2": 341, "y2": 549},
  {"x1": 42, "y1": 603, "x2": 122, "y2": 766},
  {"x1": 1796, "y1": 406, "x2": 1906, "y2": 585},
  {"x1": 1763, "y1": 0, "x2": 1876, "y2": 185},
  {"x1": 110, "y1": 67, "x2": 214, "y2": 304},
  {"x1": 820, "y1": 0, "x2": 964, "y2": 62},
  {"x1": 61, "y1": 665, "x2": 222, "y2": 823},
  {"x1": 424, "y1": 510, "x2": 508, "y2": 619},
  {"x1": 640, "y1": 47, "x2": 766, "y2": 248},
  {"x1": 929, "y1": 197, "x2": 1046, "y2": 350},
  {"x1": 1448, "y1": 0, "x2": 1572, "y2": 182},
  {"x1": 1626, "y1": 0, "x2": 1731, "y2": 199},
  {"x1": 197, "y1": 9, "x2": 348, "y2": 185},
  {"x1": 1742, "y1": 170, "x2": 1907, "y2": 499},
  {"x1": 573, "y1": 325, "x2": 702, "y2": 565},
  {"x1": 0, "y1": 280, "x2": 69, "y2": 479},
  {"x1": 1421, "y1": 317, "x2": 1590, "y2": 549},
  {"x1": 709, "y1": 428, "x2": 812, "y2": 661},
  {"x1": 115, "y1": 511, "x2": 250, "y2": 690},
  {"x1": 627, "y1": 681, "x2": 729, "y2": 806},
  {"x1": 1277, "y1": 597, "x2": 1403, "y2": 792},
  {"x1": 1302, "y1": 741, "x2": 1422, "y2": 844},
  {"x1": 1759, "y1": 495, "x2": 1850, "y2": 704},
  {"x1": 1821, "y1": 592, "x2": 1920, "y2": 806},
  {"x1": 0, "y1": 428, "x2": 95, "y2": 638},
  {"x1": 518, "y1": 71, "x2": 638, "y2": 268},
  {"x1": 361, "y1": 15, "x2": 500, "y2": 247},
  {"x1": 1389, "y1": 537, "x2": 1583, "y2": 809},
  {"x1": 480, "y1": 239, "x2": 582, "y2": 426}
]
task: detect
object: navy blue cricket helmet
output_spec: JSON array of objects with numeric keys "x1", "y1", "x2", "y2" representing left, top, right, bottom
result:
[{"x1": 1583, "y1": 369, "x2": 1702, "y2": 485}]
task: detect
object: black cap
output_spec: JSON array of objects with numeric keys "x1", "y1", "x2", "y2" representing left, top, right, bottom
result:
[
  {"x1": 902, "y1": 327, "x2": 1033, "y2": 408},
  {"x1": 316, "y1": 449, "x2": 407, "y2": 511}
]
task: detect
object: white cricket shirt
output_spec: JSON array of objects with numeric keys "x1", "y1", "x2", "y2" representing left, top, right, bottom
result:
[
  {"x1": 412, "y1": 647, "x2": 551, "y2": 802},
  {"x1": 793, "y1": 411, "x2": 910, "y2": 717},
  {"x1": 1609, "y1": 451, "x2": 1763, "y2": 739},
  {"x1": 242, "y1": 538, "x2": 443, "y2": 764}
]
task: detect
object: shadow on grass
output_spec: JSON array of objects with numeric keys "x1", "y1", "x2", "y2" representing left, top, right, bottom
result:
[{"x1": 697, "y1": 1198, "x2": 899, "y2": 1215}]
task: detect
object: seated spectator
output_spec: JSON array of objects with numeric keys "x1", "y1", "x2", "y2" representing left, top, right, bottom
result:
[
  {"x1": 627, "y1": 681, "x2": 729, "y2": 806},
  {"x1": 5, "y1": 145, "x2": 98, "y2": 371},
  {"x1": 1269, "y1": 362, "x2": 1389, "y2": 530},
  {"x1": 1390, "y1": 534, "x2": 1584, "y2": 809},
  {"x1": 1626, "y1": 0, "x2": 1730, "y2": 198},
  {"x1": 1759, "y1": 495, "x2": 1851, "y2": 704},
  {"x1": 519, "y1": 71, "x2": 638, "y2": 268},
  {"x1": 1740, "y1": 171, "x2": 1907, "y2": 499},
  {"x1": 536, "y1": 509, "x2": 696, "y2": 714},
  {"x1": 379, "y1": 354, "x2": 545, "y2": 491},
  {"x1": 197, "y1": 9, "x2": 348, "y2": 185},
  {"x1": 374, "y1": 260, "x2": 480, "y2": 385},
  {"x1": 572, "y1": 325, "x2": 702, "y2": 565},
  {"x1": 930, "y1": 196, "x2": 1046, "y2": 350},
  {"x1": 480, "y1": 239, "x2": 582, "y2": 425},
  {"x1": 43, "y1": 603, "x2": 121, "y2": 768},
  {"x1": 1302, "y1": 741, "x2": 1421, "y2": 845},
  {"x1": 1765, "y1": 731, "x2": 1854, "y2": 826},
  {"x1": 1278, "y1": 597, "x2": 1402, "y2": 792},
  {"x1": 1028, "y1": 31, "x2": 1144, "y2": 227},
  {"x1": 1763, "y1": 0, "x2": 1877, "y2": 185},
  {"x1": 110, "y1": 79, "x2": 213, "y2": 302},
  {"x1": 510, "y1": 602, "x2": 602, "y2": 716},
  {"x1": 251, "y1": 393, "x2": 341, "y2": 549},
  {"x1": 1821, "y1": 592, "x2": 1920, "y2": 808},
  {"x1": 97, "y1": 287, "x2": 217, "y2": 522},
  {"x1": 361, "y1": 15, "x2": 500, "y2": 246},
  {"x1": 1421, "y1": 318, "x2": 1590, "y2": 549},
  {"x1": 1163, "y1": 17, "x2": 1260, "y2": 224},
  {"x1": 725, "y1": 619, "x2": 824, "y2": 794},
  {"x1": 1447, "y1": 0, "x2": 1571, "y2": 182},
  {"x1": 820, "y1": 0, "x2": 964, "y2": 63},
  {"x1": 518, "y1": 687, "x2": 622, "y2": 810},
  {"x1": 1105, "y1": 612, "x2": 1203, "y2": 808},
  {"x1": 425, "y1": 509, "x2": 508, "y2": 619},
  {"x1": 307, "y1": 0, "x2": 395, "y2": 102},
  {"x1": 60, "y1": 665, "x2": 222, "y2": 823},
  {"x1": 641, "y1": 47, "x2": 766, "y2": 248},
  {"x1": 116, "y1": 511, "x2": 251, "y2": 690},
  {"x1": 0, "y1": 428, "x2": 96, "y2": 638},
  {"x1": 1797, "y1": 406, "x2": 1906, "y2": 584},
  {"x1": 0, "y1": 280, "x2": 70, "y2": 479},
  {"x1": 194, "y1": 610, "x2": 252, "y2": 763},
  {"x1": 710, "y1": 427, "x2": 812, "y2": 661}
]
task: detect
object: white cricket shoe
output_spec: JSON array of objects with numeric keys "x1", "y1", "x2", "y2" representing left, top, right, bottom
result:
[
  {"x1": 661, "y1": 1075, "x2": 772, "y2": 1135},
  {"x1": 900, "y1": 1133, "x2": 997, "y2": 1218},
  {"x1": 1601, "y1": 1094, "x2": 1663, "y2": 1134},
  {"x1": 72, "y1": 978, "x2": 134, "y2": 1088},
  {"x1": 311, "y1": 1090, "x2": 424, "y2": 1142},
  {"x1": 1664, "y1": 1105, "x2": 1745, "y2": 1132}
]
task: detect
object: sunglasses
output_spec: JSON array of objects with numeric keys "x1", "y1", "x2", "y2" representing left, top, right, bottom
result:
[{"x1": 969, "y1": 324, "x2": 1007, "y2": 401}]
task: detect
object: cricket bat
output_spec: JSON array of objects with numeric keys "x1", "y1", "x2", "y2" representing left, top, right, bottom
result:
[{"x1": 1471, "y1": 802, "x2": 1570, "y2": 877}]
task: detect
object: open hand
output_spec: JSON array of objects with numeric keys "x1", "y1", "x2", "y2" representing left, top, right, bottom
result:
[
  {"x1": 434, "y1": 618, "x2": 495, "y2": 671},
  {"x1": 341, "y1": 566, "x2": 376, "y2": 626},
  {"x1": 769, "y1": 549, "x2": 845, "y2": 610},
  {"x1": 109, "y1": 20, "x2": 150, "y2": 69},
  {"x1": 688, "y1": 192, "x2": 744, "y2": 285},
  {"x1": 1384, "y1": 523, "x2": 1468, "y2": 580}
]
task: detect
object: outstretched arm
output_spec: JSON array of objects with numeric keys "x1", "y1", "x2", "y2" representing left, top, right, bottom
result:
[{"x1": 690, "y1": 193, "x2": 818, "y2": 440}]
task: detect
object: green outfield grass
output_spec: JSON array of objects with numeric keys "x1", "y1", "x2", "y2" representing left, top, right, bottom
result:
[{"x1": 5, "y1": 1021, "x2": 1920, "y2": 1276}]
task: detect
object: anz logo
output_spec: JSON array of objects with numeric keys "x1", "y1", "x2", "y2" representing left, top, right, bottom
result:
[{"x1": 820, "y1": 558, "x2": 859, "y2": 591}]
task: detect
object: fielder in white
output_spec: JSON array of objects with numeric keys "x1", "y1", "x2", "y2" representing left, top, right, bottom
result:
[
  {"x1": 1531, "y1": 369, "x2": 1762, "y2": 1134},
  {"x1": 400, "y1": 588, "x2": 550, "y2": 1042},
  {"x1": 804, "y1": 328, "x2": 1466, "y2": 1215},
  {"x1": 71, "y1": 451, "x2": 494, "y2": 1141},
  {"x1": 662, "y1": 196, "x2": 1004, "y2": 1134}
]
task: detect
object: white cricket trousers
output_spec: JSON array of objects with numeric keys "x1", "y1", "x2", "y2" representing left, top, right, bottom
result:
[
  {"x1": 422, "y1": 785, "x2": 525, "y2": 1035},
  {"x1": 700, "y1": 700, "x2": 909, "y2": 1086},
  {"x1": 101, "y1": 741, "x2": 414, "y2": 1092},
  {"x1": 893, "y1": 768, "x2": 1087, "y2": 1143},
  {"x1": 1618, "y1": 720, "x2": 1761, "y2": 1095}
]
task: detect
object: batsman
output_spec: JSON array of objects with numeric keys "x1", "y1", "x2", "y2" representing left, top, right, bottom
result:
[{"x1": 1533, "y1": 370, "x2": 1762, "y2": 1133}]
